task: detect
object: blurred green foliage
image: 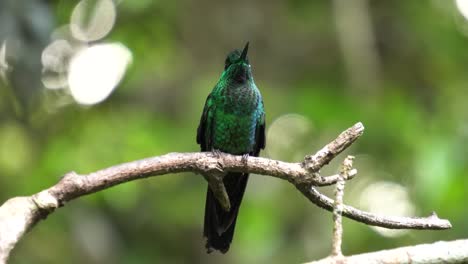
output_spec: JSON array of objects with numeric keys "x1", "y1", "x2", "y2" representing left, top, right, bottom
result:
[{"x1": 1, "y1": 0, "x2": 468, "y2": 263}]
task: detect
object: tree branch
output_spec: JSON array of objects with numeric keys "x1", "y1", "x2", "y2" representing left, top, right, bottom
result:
[
  {"x1": 298, "y1": 186, "x2": 449, "y2": 230},
  {"x1": 331, "y1": 156, "x2": 354, "y2": 257},
  {"x1": 0, "y1": 122, "x2": 451, "y2": 263},
  {"x1": 307, "y1": 239, "x2": 468, "y2": 264}
]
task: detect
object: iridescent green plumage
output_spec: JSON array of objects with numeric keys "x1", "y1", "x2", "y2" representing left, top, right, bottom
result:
[{"x1": 197, "y1": 43, "x2": 265, "y2": 253}]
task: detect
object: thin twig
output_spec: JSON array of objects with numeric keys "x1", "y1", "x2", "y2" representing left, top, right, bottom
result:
[
  {"x1": 331, "y1": 156, "x2": 354, "y2": 257},
  {"x1": 297, "y1": 187, "x2": 450, "y2": 230}
]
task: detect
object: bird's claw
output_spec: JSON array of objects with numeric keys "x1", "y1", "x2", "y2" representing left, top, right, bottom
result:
[
  {"x1": 241, "y1": 153, "x2": 249, "y2": 166},
  {"x1": 211, "y1": 149, "x2": 223, "y2": 158}
]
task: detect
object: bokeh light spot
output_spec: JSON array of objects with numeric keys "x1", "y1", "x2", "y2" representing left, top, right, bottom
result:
[
  {"x1": 70, "y1": 0, "x2": 116, "y2": 42},
  {"x1": 41, "y1": 39, "x2": 73, "y2": 73},
  {"x1": 456, "y1": 0, "x2": 468, "y2": 20},
  {"x1": 0, "y1": 41, "x2": 9, "y2": 82},
  {"x1": 41, "y1": 39, "x2": 74, "y2": 89},
  {"x1": 266, "y1": 113, "x2": 313, "y2": 161},
  {"x1": 68, "y1": 43, "x2": 132, "y2": 105},
  {"x1": 358, "y1": 181, "x2": 415, "y2": 237}
]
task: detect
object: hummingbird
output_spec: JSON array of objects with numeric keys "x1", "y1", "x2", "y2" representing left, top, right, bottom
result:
[{"x1": 197, "y1": 42, "x2": 265, "y2": 253}]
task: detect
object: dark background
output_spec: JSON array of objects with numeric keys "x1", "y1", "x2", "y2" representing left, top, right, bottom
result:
[{"x1": 0, "y1": 0, "x2": 467, "y2": 263}]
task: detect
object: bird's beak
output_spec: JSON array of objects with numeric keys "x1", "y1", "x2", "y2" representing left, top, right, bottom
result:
[{"x1": 240, "y1": 42, "x2": 249, "y2": 62}]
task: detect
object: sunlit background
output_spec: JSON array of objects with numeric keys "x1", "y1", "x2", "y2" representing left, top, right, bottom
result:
[{"x1": 0, "y1": 0, "x2": 467, "y2": 263}]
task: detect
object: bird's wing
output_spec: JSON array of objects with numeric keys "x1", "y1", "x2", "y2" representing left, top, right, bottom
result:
[
  {"x1": 197, "y1": 93, "x2": 214, "y2": 151},
  {"x1": 253, "y1": 109, "x2": 266, "y2": 156}
]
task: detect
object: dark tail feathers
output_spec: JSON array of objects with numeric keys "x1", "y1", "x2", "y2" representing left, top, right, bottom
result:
[{"x1": 203, "y1": 172, "x2": 249, "y2": 253}]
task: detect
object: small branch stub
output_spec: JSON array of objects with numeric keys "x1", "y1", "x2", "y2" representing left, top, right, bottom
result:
[{"x1": 202, "y1": 151, "x2": 231, "y2": 211}]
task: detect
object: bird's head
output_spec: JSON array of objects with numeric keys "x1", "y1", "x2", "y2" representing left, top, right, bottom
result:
[{"x1": 223, "y1": 42, "x2": 252, "y2": 83}]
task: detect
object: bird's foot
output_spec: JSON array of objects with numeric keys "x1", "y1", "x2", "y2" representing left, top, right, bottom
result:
[
  {"x1": 241, "y1": 153, "x2": 249, "y2": 166},
  {"x1": 211, "y1": 149, "x2": 223, "y2": 159}
]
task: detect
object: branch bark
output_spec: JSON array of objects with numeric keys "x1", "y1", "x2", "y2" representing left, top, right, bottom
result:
[
  {"x1": 0, "y1": 122, "x2": 452, "y2": 263},
  {"x1": 307, "y1": 239, "x2": 468, "y2": 264}
]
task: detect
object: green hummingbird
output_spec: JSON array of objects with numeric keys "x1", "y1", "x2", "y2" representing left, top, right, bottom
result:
[{"x1": 197, "y1": 42, "x2": 266, "y2": 253}]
